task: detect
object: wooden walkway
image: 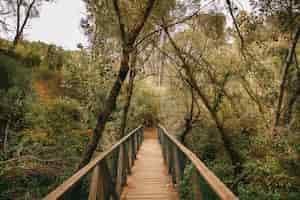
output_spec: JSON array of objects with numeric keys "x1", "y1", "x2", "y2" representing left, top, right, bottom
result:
[
  {"x1": 121, "y1": 129, "x2": 179, "y2": 200},
  {"x1": 43, "y1": 126, "x2": 238, "y2": 200}
]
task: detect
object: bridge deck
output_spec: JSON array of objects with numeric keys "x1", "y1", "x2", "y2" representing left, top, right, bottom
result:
[{"x1": 121, "y1": 129, "x2": 179, "y2": 200}]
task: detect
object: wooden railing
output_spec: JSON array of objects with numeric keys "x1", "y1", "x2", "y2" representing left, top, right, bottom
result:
[
  {"x1": 158, "y1": 125, "x2": 238, "y2": 200},
  {"x1": 43, "y1": 126, "x2": 144, "y2": 200}
]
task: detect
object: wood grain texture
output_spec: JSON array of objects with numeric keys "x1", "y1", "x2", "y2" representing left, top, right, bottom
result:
[{"x1": 121, "y1": 129, "x2": 179, "y2": 200}]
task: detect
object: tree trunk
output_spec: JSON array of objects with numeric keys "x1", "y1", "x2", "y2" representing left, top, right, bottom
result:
[
  {"x1": 164, "y1": 26, "x2": 243, "y2": 176},
  {"x1": 13, "y1": 0, "x2": 36, "y2": 47},
  {"x1": 283, "y1": 87, "x2": 300, "y2": 125},
  {"x1": 119, "y1": 52, "x2": 137, "y2": 138},
  {"x1": 273, "y1": 26, "x2": 300, "y2": 133},
  {"x1": 180, "y1": 87, "x2": 194, "y2": 145},
  {"x1": 77, "y1": 0, "x2": 156, "y2": 171},
  {"x1": 77, "y1": 49, "x2": 131, "y2": 170},
  {"x1": 283, "y1": 68, "x2": 300, "y2": 125}
]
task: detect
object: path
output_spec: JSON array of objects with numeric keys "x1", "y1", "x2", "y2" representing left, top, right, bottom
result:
[{"x1": 121, "y1": 128, "x2": 179, "y2": 200}]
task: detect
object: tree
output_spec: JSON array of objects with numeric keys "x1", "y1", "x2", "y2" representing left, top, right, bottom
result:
[
  {"x1": 273, "y1": 26, "x2": 300, "y2": 130},
  {"x1": 1, "y1": 0, "x2": 53, "y2": 47},
  {"x1": 77, "y1": 0, "x2": 158, "y2": 170},
  {"x1": 251, "y1": 0, "x2": 300, "y2": 131},
  {"x1": 163, "y1": 26, "x2": 243, "y2": 177}
]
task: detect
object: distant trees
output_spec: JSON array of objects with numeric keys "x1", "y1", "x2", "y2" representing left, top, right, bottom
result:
[{"x1": 45, "y1": 44, "x2": 64, "y2": 71}]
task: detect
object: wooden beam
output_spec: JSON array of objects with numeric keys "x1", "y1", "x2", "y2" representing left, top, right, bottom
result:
[
  {"x1": 116, "y1": 145, "x2": 124, "y2": 195},
  {"x1": 158, "y1": 125, "x2": 238, "y2": 200},
  {"x1": 88, "y1": 165, "x2": 100, "y2": 200},
  {"x1": 43, "y1": 126, "x2": 143, "y2": 200}
]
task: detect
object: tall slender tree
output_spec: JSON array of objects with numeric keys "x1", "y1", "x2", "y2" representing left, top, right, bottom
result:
[{"x1": 77, "y1": 0, "x2": 158, "y2": 170}]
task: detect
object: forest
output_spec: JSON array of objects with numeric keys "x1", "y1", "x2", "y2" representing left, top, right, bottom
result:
[{"x1": 0, "y1": 0, "x2": 300, "y2": 199}]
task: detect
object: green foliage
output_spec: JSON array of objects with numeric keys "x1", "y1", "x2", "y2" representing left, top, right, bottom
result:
[
  {"x1": 0, "y1": 54, "x2": 32, "y2": 135},
  {"x1": 179, "y1": 164, "x2": 193, "y2": 200},
  {"x1": 45, "y1": 45, "x2": 64, "y2": 71},
  {"x1": 0, "y1": 54, "x2": 31, "y2": 90},
  {"x1": 0, "y1": 41, "x2": 91, "y2": 199},
  {"x1": 129, "y1": 85, "x2": 160, "y2": 127},
  {"x1": 46, "y1": 98, "x2": 83, "y2": 134}
]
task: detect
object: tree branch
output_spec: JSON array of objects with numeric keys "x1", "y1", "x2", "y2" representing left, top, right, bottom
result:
[
  {"x1": 226, "y1": 0, "x2": 245, "y2": 50},
  {"x1": 112, "y1": 0, "x2": 127, "y2": 44}
]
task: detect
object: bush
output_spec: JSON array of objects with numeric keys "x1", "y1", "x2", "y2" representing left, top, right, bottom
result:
[
  {"x1": 129, "y1": 86, "x2": 160, "y2": 128},
  {"x1": 24, "y1": 98, "x2": 83, "y2": 136},
  {"x1": 0, "y1": 54, "x2": 33, "y2": 149},
  {"x1": 46, "y1": 98, "x2": 83, "y2": 134}
]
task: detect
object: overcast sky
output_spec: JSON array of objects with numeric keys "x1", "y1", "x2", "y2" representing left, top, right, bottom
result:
[
  {"x1": 25, "y1": 0, "x2": 87, "y2": 50},
  {"x1": 23, "y1": 0, "x2": 251, "y2": 50}
]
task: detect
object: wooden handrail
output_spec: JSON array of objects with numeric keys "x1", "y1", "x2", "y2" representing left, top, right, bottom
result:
[
  {"x1": 43, "y1": 126, "x2": 144, "y2": 200},
  {"x1": 158, "y1": 125, "x2": 239, "y2": 200}
]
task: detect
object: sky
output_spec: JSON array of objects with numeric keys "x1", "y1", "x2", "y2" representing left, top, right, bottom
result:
[
  {"x1": 25, "y1": 0, "x2": 87, "y2": 50},
  {"x1": 22, "y1": 0, "x2": 251, "y2": 51}
]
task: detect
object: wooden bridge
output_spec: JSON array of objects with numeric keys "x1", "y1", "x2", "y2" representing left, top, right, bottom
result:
[{"x1": 43, "y1": 126, "x2": 238, "y2": 200}]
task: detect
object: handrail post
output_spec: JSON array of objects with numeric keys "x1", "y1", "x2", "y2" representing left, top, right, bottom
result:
[
  {"x1": 173, "y1": 145, "x2": 181, "y2": 187},
  {"x1": 116, "y1": 144, "x2": 124, "y2": 196},
  {"x1": 122, "y1": 142, "x2": 128, "y2": 187},
  {"x1": 137, "y1": 129, "x2": 140, "y2": 150},
  {"x1": 88, "y1": 164, "x2": 105, "y2": 200},
  {"x1": 133, "y1": 131, "x2": 138, "y2": 159},
  {"x1": 88, "y1": 165, "x2": 99, "y2": 200},
  {"x1": 138, "y1": 128, "x2": 142, "y2": 149},
  {"x1": 165, "y1": 138, "x2": 171, "y2": 173},
  {"x1": 127, "y1": 138, "x2": 133, "y2": 174},
  {"x1": 192, "y1": 169, "x2": 202, "y2": 200}
]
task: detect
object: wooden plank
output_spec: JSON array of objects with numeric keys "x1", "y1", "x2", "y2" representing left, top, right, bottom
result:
[
  {"x1": 43, "y1": 126, "x2": 143, "y2": 200},
  {"x1": 158, "y1": 125, "x2": 238, "y2": 200},
  {"x1": 121, "y1": 129, "x2": 179, "y2": 200}
]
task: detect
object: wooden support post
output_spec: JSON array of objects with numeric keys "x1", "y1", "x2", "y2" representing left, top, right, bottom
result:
[
  {"x1": 88, "y1": 164, "x2": 105, "y2": 200},
  {"x1": 101, "y1": 161, "x2": 119, "y2": 200},
  {"x1": 116, "y1": 145, "x2": 124, "y2": 196},
  {"x1": 136, "y1": 131, "x2": 140, "y2": 150},
  {"x1": 88, "y1": 165, "x2": 99, "y2": 200},
  {"x1": 122, "y1": 144, "x2": 128, "y2": 186},
  {"x1": 165, "y1": 140, "x2": 170, "y2": 173},
  {"x1": 138, "y1": 129, "x2": 142, "y2": 149},
  {"x1": 133, "y1": 133, "x2": 138, "y2": 159},
  {"x1": 173, "y1": 146, "x2": 181, "y2": 187},
  {"x1": 169, "y1": 144, "x2": 175, "y2": 181},
  {"x1": 141, "y1": 127, "x2": 144, "y2": 143},
  {"x1": 131, "y1": 136, "x2": 136, "y2": 164},
  {"x1": 192, "y1": 169, "x2": 202, "y2": 200},
  {"x1": 128, "y1": 139, "x2": 133, "y2": 174},
  {"x1": 158, "y1": 128, "x2": 162, "y2": 144},
  {"x1": 163, "y1": 138, "x2": 166, "y2": 162}
]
